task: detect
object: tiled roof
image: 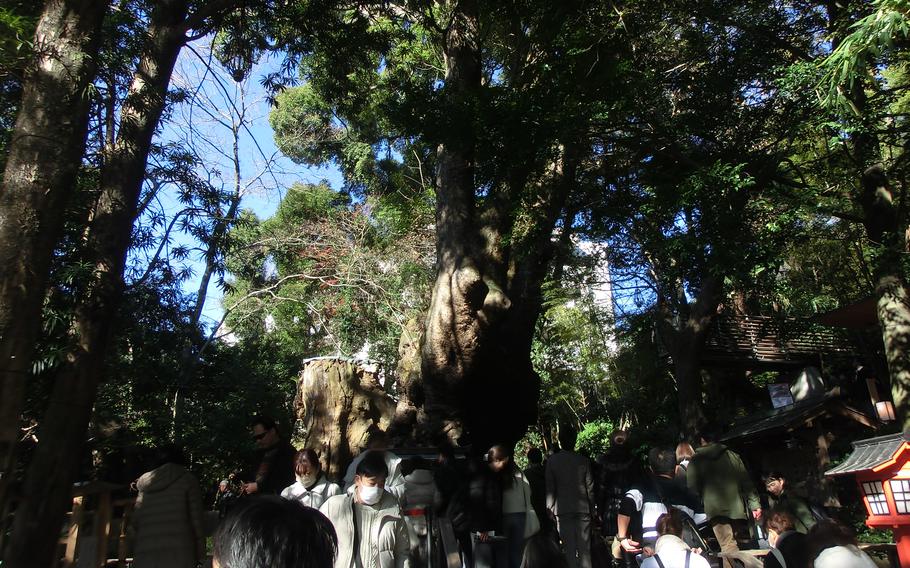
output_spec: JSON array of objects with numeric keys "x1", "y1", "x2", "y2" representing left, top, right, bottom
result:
[
  {"x1": 722, "y1": 391, "x2": 875, "y2": 442},
  {"x1": 703, "y1": 315, "x2": 854, "y2": 365},
  {"x1": 826, "y1": 432, "x2": 908, "y2": 476}
]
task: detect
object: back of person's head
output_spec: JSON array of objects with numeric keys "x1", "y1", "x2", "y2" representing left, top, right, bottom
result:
[
  {"x1": 153, "y1": 444, "x2": 187, "y2": 469},
  {"x1": 763, "y1": 507, "x2": 796, "y2": 534},
  {"x1": 558, "y1": 427, "x2": 578, "y2": 451},
  {"x1": 213, "y1": 495, "x2": 337, "y2": 568},
  {"x1": 807, "y1": 519, "x2": 858, "y2": 560},
  {"x1": 356, "y1": 450, "x2": 389, "y2": 479},
  {"x1": 611, "y1": 429, "x2": 629, "y2": 447},
  {"x1": 697, "y1": 423, "x2": 722, "y2": 444},
  {"x1": 675, "y1": 442, "x2": 695, "y2": 463},
  {"x1": 520, "y1": 531, "x2": 569, "y2": 568},
  {"x1": 656, "y1": 508, "x2": 684, "y2": 538},
  {"x1": 527, "y1": 448, "x2": 543, "y2": 465},
  {"x1": 251, "y1": 415, "x2": 279, "y2": 434},
  {"x1": 648, "y1": 447, "x2": 676, "y2": 476}
]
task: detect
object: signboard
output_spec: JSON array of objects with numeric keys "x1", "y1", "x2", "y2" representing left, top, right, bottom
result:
[{"x1": 768, "y1": 383, "x2": 794, "y2": 409}]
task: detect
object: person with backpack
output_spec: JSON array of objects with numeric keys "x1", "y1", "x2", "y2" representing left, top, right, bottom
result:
[
  {"x1": 596, "y1": 430, "x2": 645, "y2": 567},
  {"x1": 617, "y1": 447, "x2": 705, "y2": 563},
  {"x1": 640, "y1": 510, "x2": 710, "y2": 568},
  {"x1": 281, "y1": 448, "x2": 341, "y2": 509}
]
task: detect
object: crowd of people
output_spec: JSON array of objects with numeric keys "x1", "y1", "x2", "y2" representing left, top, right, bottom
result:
[{"x1": 125, "y1": 417, "x2": 885, "y2": 568}]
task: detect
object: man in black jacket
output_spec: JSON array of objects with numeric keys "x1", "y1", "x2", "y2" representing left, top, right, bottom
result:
[{"x1": 243, "y1": 415, "x2": 296, "y2": 496}]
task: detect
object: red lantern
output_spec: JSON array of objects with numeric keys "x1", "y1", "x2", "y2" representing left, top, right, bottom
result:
[{"x1": 827, "y1": 432, "x2": 910, "y2": 564}]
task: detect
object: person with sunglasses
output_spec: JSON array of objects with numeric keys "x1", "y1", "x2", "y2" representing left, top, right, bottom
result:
[{"x1": 242, "y1": 415, "x2": 297, "y2": 496}]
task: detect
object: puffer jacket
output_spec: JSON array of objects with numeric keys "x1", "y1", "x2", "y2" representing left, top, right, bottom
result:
[
  {"x1": 131, "y1": 463, "x2": 205, "y2": 568},
  {"x1": 281, "y1": 475, "x2": 342, "y2": 509},
  {"x1": 687, "y1": 443, "x2": 759, "y2": 520},
  {"x1": 320, "y1": 490, "x2": 410, "y2": 568}
]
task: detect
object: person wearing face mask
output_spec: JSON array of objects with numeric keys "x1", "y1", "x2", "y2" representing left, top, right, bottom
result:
[
  {"x1": 281, "y1": 449, "x2": 341, "y2": 509},
  {"x1": 320, "y1": 450, "x2": 411, "y2": 568}
]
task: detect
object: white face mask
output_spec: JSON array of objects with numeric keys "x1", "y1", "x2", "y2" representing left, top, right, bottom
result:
[
  {"x1": 359, "y1": 485, "x2": 382, "y2": 505},
  {"x1": 297, "y1": 473, "x2": 318, "y2": 488}
]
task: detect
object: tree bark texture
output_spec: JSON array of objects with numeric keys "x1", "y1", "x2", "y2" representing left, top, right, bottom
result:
[
  {"x1": 421, "y1": 0, "x2": 489, "y2": 441},
  {"x1": 656, "y1": 274, "x2": 723, "y2": 436},
  {"x1": 421, "y1": 0, "x2": 575, "y2": 445},
  {"x1": 294, "y1": 358, "x2": 395, "y2": 479},
  {"x1": 0, "y1": 0, "x2": 108, "y2": 514},
  {"x1": 2, "y1": 3, "x2": 188, "y2": 564},
  {"x1": 858, "y1": 165, "x2": 910, "y2": 431}
]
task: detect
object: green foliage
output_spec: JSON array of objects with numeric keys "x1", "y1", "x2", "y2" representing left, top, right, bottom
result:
[
  {"x1": 576, "y1": 420, "x2": 614, "y2": 459},
  {"x1": 223, "y1": 181, "x2": 433, "y2": 378},
  {"x1": 820, "y1": 0, "x2": 910, "y2": 112}
]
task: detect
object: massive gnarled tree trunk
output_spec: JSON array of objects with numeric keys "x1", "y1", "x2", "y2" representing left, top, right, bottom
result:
[
  {"x1": 0, "y1": 0, "x2": 108, "y2": 514},
  {"x1": 2, "y1": 2, "x2": 189, "y2": 563},
  {"x1": 421, "y1": 0, "x2": 575, "y2": 446}
]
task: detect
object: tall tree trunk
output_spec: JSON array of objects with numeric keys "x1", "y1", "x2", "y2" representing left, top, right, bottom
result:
[
  {"x1": 421, "y1": 0, "x2": 488, "y2": 441},
  {"x1": 858, "y1": 165, "x2": 910, "y2": 430},
  {"x1": 656, "y1": 274, "x2": 722, "y2": 437},
  {"x1": 0, "y1": 0, "x2": 108, "y2": 514},
  {"x1": 2, "y1": 3, "x2": 188, "y2": 564}
]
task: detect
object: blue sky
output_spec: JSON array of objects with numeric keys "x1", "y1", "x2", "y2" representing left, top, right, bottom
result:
[{"x1": 143, "y1": 42, "x2": 343, "y2": 332}]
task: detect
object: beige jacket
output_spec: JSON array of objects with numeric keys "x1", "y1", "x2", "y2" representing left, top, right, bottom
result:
[
  {"x1": 320, "y1": 491, "x2": 410, "y2": 568},
  {"x1": 131, "y1": 463, "x2": 205, "y2": 568}
]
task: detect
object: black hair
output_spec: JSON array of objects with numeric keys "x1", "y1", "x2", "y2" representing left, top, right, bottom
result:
[
  {"x1": 763, "y1": 470, "x2": 785, "y2": 483},
  {"x1": 489, "y1": 444, "x2": 518, "y2": 487},
  {"x1": 697, "y1": 422, "x2": 722, "y2": 443},
  {"x1": 807, "y1": 519, "x2": 858, "y2": 561},
  {"x1": 153, "y1": 444, "x2": 187, "y2": 469},
  {"x1": 520, "y1": 531, "x2": 569, "y2": 568},
  {"x1": 527, "y1": 448, "x2": 543, "y2": 465},
  {"x1": 356, "y1": 450, "x2": 389, "y2": 478},
  {"x1": 648, "y1": 447, "x2": 676, "y2": 476},
  {"x1": 213, "y1": 495, "x2": 337, "y2": 568},
  {"x1": 251, "y1": 415, "x2": 279, "y2": 434},
  {"x1": 558, "y1": 427, "x2": 578, "y2": 451}
]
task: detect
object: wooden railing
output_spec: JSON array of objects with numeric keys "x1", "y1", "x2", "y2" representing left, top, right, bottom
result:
[{"x1": 59, "y1": 481, "x2": 135, "y2": 568}]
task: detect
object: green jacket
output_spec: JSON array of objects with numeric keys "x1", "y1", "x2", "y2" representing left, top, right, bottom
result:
[
  {"x1": 687, "y1": 443, "x2": 759, "y2": 520},
  {"x1": 771, "y1": 490, "x2": 816, "y2": 533}
]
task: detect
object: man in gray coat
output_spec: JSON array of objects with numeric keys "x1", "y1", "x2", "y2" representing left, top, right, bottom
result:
[{"x1": 546, "y1": 428, "x2": 595, "y2": 568}]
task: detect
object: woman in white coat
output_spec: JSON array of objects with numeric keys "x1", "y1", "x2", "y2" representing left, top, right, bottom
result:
[{"x1": 281, "y1": 448, "x2": 341, "y2": 509}]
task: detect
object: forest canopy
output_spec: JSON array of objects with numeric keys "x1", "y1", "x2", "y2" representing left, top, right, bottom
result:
[{"x1": 0, "y1": 0, "x2": 908, "y2": 562}]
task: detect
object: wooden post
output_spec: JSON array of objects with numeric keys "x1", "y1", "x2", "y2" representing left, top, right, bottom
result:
[
  {"x1": 63, "y1": 495, "x2": 85, "y2": 568},
  {"x1": 116, "y1": 499, "x2": 134, "y2": 568},
  {"x1": 95, "y1": 491, "x2": 112, "y2": 568}
]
